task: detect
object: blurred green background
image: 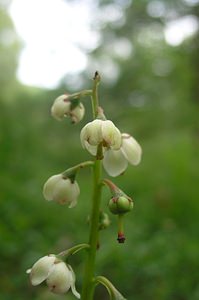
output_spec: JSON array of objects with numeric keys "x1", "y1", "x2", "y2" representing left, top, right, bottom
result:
[{"x1": 0, "y1": 0, "x2": 199, "y2": 299}]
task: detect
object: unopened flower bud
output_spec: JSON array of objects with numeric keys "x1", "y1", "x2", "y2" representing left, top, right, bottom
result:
[
  {"x1": 80, "y1": 119, "x2": 121, "y2": 156},
  {"x1": 51, "y1": 94, "x2": 85, "y2": 123},
  {"x1": 43, "y1": 174, "x2": 80, "y2": 207},
  {"x1": 108, "y1": 196, "x2": 133, "y2": 215},
  {"x1": 99, "y1": 212, "x2": 111, "y2": 230}
]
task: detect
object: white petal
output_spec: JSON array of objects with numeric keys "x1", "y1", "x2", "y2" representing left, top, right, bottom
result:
[
  {"x1": 86, "y1": 119, "x2": 103, "y2": 145},
  {"x1": 30, "y1": 255, "x2": 56, "y2": 286},
  {"x1": 103, "y1": 149, "x2": 128, "y2": 177},
  {"x1": 68, "y1": 181, "x2": 80, "y2": 208},
  {"x1": 80, "y1": 119, "x2": 103, "y2": 152},
  {"x1": 53, "y1": 95, "x2": 67, "y2": 104},
  {"x1": 51, "y1": 95, "x2": 71, "y2": 121},
  {"x1": 71, "y1": 102, "x2": 85, "y2": 123},
  {"x1": 46, "y1": 262, "x2": 72, "y2": 294},
  {"x1": 84, "y1": 141, "x2": 98, "y2": 156},
  {"x1": 121, "y1": 133, "x2": 142, "y2": 165},
  {"x1": 110, "y1": 126, "x2": 122, "y2": 150},
  {"x1": 102, "y1": 120, "x2": 121, "y2": 150},
  {"x1": 53, "y1": 179, "x2": 80, "y2": 206},
  {"x1": 80, "y1": 125, "x2": 88, "y2": 149},
  {"x1": 43, "y1": 174, "x2": 62, "y2": 201},
  {"x1": 68, "y1": 265, "x2": 81, "y2": 299}
]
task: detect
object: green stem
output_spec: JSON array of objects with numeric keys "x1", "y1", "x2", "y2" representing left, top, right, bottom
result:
[
  {"x1": 102, "y1": 178, "x2": 120, "y2": 195},
  {"x1": 92, "y1": 71, "x2": 101, "y2": 118},
  {"x1": 81, "y1": 73, "x2": 102, "y2": 300},
  {"x1": 81, "y1": 158, "x2": 102, "y2": 300},
  {"x1": 117, "y1": 214, "x2": 126, "y2": 244},
  {"x1": 62, "y1": 161, "x2": 94, "y2": 179},
  {"x1": 118, "y1": 214, "x2": 124, "y2": 235},
  {"x1": 57, "y1": 243, "x2": 90, "y2": 258}
]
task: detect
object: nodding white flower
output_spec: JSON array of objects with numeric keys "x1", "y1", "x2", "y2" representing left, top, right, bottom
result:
[
  {"x1": 103, "y1": 133, "x2": 142, "y2": 177},
  {"x1": 51, "y1": 94, "x2": 85, "y2": 123},
  {"x1": 27, "y1": 256, "x2": 80, "y2": 298},
  {"x1": 43, "y1": 174, "x2": 80, "y2": 207},
  {"x1": 80, "y1": 119, "x2": 122, "y2": 156}
]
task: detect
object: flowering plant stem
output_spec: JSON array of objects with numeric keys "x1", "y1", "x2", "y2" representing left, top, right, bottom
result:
[
  {"x1": 27, "y1": 71, "x2": 142, "y2": 299},
  {"x1": 81, "y1": 72, "x2": 102, "y2": 300}
]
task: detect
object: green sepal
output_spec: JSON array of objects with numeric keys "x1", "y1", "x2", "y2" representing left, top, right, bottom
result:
[
  {"x1": 95, "y1": 276, "x2": 127, "y2": 300},
  {"x1": 62, "y1": 169, "x2": 77, "y2": 183},
  {"x1": 70, "y1": 98, "x2": 80, "y2": 110}
]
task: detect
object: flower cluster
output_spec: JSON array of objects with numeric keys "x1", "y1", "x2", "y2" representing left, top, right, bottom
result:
[
  {"x1": 80, "y1": 118, "x2": 142, "y2": 176},
  {"x1": 29, "y1": 77, "x2": 142, "y2": 299},
  {"x1": 27, "y1": 255, "x2": 80, "y2": 298}
]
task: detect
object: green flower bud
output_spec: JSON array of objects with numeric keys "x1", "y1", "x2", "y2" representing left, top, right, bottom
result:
[
  {"x1": 108, "y1": 196, "x2": 133, "y2": 215},
  {"x1": 99, "y1": 212, "x2": 111, "y2": 230}
]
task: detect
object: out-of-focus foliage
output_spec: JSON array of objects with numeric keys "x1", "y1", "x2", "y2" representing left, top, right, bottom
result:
[
  {"x1": 0, "y1": 0, "x2": 20, "y2": 100},
  {"x1": 0, "y1": 0, "x2": 199, "y2": 299}
]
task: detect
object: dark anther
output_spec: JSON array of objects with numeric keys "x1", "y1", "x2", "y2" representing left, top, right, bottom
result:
[{"x1": 117, "y1": 233, "x2": 126, "y2": 244}]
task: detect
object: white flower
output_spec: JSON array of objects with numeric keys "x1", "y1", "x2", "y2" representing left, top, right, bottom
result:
[
  {"x1": 80, "y1": 119, "x2": 122, "y2": 156},
  {"x1": 103, "y1": 133, "x2": 142, "y2": 177},
  {"x1": 51, "y1": 94, "x2": 85, "y2": 123},
  {"x1": 43, "y1": 174, "x2": 80, "y2": 207},
  {"x1": 27, "y1": 256, "x2": 80, "y2": 298}
]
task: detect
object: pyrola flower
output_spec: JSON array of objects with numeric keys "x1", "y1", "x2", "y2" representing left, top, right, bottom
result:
[
  {"x1": 27, "y1": 255, "x2": 80, "y2": 298},
  {"x1": 43, "y1": 174, "x2": 80, "y2": 207},
  {"x1": 51, "y1": 94, "x2": 85, "y2": 123},
  {"x1": 80, "y1": 119, "x2": 122, "y2": 156}
]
